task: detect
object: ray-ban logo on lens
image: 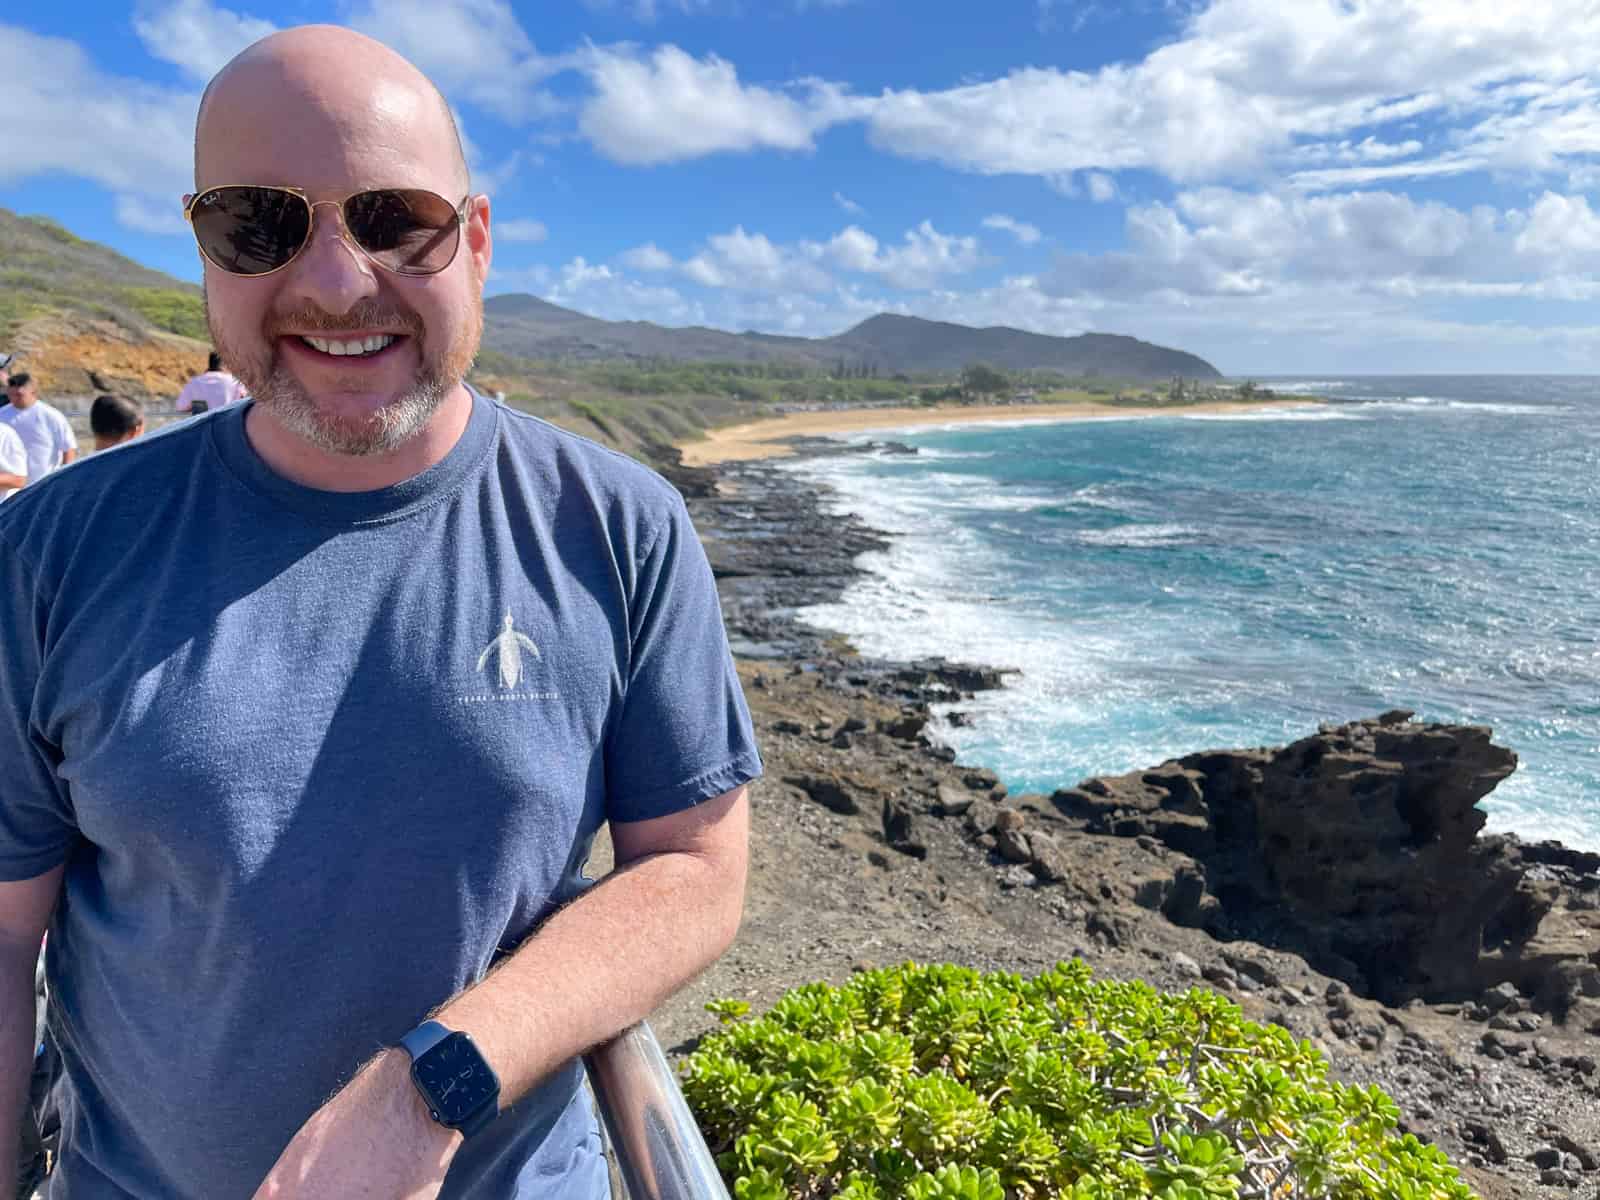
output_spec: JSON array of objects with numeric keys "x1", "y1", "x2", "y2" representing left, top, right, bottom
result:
[{"x1": 459, "y1": 610, "x2": 558, "y2": 704}]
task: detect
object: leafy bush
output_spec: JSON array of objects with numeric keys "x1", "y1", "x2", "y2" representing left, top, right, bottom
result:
[{"x1": 681, "y1": 962, "x2": 1474, "y2": 1200}]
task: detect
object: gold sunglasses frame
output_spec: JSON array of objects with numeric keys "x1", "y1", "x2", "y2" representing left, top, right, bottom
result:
[{"x1": 183, "y1": 185, "x2": 474, "y2": 279}]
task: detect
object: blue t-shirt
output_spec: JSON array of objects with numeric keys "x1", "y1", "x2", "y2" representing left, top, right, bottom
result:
[{"x1": 0, "y1": 390, "x2": 762, "y2": 1198}]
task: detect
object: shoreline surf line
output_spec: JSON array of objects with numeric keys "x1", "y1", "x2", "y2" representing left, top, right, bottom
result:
[{"x1": 677, "y1": 398, "x2": 1323, "y2": 466}]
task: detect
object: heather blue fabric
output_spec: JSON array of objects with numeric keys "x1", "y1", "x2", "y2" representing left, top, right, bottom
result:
[{"x1": 0, "y1": 389, "x2": 761, "y2": 1198}]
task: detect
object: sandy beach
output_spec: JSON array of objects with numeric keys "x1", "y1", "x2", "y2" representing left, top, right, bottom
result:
[{"x1": 678, "y1": 398, "x2": 1320, "y2": 465}]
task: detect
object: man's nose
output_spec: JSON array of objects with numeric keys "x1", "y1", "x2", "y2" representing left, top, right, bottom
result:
[{"x1": 277, "y1": 202, "x2": 380, "y2": 315}]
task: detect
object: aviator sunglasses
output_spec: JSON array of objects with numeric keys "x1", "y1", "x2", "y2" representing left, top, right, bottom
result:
[{"x1": 184, "y1": 185, "x2": 472, "y2": 278}]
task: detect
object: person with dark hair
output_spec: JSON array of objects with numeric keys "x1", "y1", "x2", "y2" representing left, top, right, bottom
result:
[
  {"x1": 174, "y1": 350, "x2": 247, "y2": 414},
  {"x1": 0, "y1": 374, "x2": 76, "y2": 484},
  {"x1": 89, "y1": 395, "x2": 145, "y2": 451}
]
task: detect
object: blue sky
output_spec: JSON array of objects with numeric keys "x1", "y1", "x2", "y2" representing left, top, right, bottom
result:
[{"x1": 6, "y1": 1, "x2": 1600, "y2": 373}]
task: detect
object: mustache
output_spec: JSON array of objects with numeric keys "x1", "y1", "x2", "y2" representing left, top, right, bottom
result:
[{"x1": 265, "y1": 299, "x2": 424, "y2": 338}]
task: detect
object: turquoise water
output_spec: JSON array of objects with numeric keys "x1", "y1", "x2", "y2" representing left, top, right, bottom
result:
[{"x1": 792, "y1": 377, "x2": 1600, "y2": 851}]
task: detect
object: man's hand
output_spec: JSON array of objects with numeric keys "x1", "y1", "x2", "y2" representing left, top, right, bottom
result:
[{"x1": 251, "y1": 1050, "x2": 459, "y2": 1200}]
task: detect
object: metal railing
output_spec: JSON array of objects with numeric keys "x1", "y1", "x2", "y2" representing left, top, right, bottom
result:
[{"x1": 583, "y1": 1022, "x2": 731, "y2": 1200}]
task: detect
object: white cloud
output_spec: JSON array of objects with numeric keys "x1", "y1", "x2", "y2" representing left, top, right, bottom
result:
[
  {"x1": 0, "y1": 24, "x2": 196, "y2": 207},
  {"x1": 814, "y1": 220, "x2": 983, "y2": 289},
  {"x1": 342, "y1": 0, "x2": 564, "y2": 124},
  {"x1": 683, "y1": 226, "x2": 835, "y2": 292},
  {"x1": 858, "y1": 0, "x2": 1600, "y2": 187},
  {"x1": 612, "y1": 220, "x2": 983, "y2": 296},
  {"x1": 833, "y1": 190, "x2": 864, "y2": 215},
  {"x1": 1038, "y1": 186, "x2": 1600, "y2": 309},
  {"x1": 576, "y1": 44, "x2": 859, "y2": 164},
  {"x1": 620, "y1": 243, "x2": 675, "y2": 271},
  {"x1": 580, "y1": 0, "x2": 712, "y2": 20},
  {"x1": 539, "y1": 256, "x2": 708, "y2": 326},
  {"x1": 495, "y1": 218, "x2": 548, "y2": 242},
  {"x1": 1085, "y1": 172, "x2": 1118, "y2": 203},
  {"x1": 132, "y1": 0, "x2": 276, "y2": 82},
  {"x1": 981, "y1": 214, "x2": 1042, "y2": 245},
  {"x1": 114, "y1": 194, "x2": 190, "y2": 235}
]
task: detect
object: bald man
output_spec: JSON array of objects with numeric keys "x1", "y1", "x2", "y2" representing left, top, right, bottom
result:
[{"x1": 0, "y1": 25, "x2": 758, "y2": 1200}]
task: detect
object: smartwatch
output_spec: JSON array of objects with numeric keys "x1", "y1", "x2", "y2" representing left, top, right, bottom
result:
[{"x1": 400, "y1": 1020, "x2": 502, "y2": 1139}]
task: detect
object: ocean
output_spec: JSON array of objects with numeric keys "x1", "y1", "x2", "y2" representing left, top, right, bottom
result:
[{"x1": 790, "y1": 376, "x2": 1600, "y2": 852}]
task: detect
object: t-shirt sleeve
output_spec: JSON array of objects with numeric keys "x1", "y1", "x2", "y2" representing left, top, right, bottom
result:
[
  {"x1": 175, "y1": 382, "x2": 194, "y2": 412},
  {"x1": 0, "y1": 536, "x2": 77, "y2": 878},
  {"x1": 55, "y1": 410, "x2": 77, "y2": 453},
  {"x1": 0, "y1": 430, "x2": 24, "y2": 477},
  {"x1": 603, "y1": 492, "x2": 762, "y2": 824}
]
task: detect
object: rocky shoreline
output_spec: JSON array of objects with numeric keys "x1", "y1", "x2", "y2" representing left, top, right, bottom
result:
[{"x1": 639, "y1": 435, "x2": 1600, "y2": 1199}]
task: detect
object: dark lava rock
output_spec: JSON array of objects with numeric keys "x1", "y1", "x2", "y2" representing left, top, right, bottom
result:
[
  {"x1": 784, "y1": 772, "x2": 861, "y2": 815},
  {"x1": 1061, "y1": 715, "x2": 1600, "y2": 1009}
]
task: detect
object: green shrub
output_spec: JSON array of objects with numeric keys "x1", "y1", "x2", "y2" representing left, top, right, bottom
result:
[{"x1": 681, "y1": 962, "x2": 1474, "y2": 1200}]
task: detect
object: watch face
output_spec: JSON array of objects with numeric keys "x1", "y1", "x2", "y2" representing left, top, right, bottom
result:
[{"x1": 414, "y1": 1032, "x2": 499, "y2": 1126}]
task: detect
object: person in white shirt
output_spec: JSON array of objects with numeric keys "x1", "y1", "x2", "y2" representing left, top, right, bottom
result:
[
  {"x1": 0, "y1": 374, "x2": 76, "y2": 484},
  {"x1": 0, "y1": 422, "x2": 26, "y2": 500},
  {"x1": 175, "y1": 352, "x2": 249, "y2": 414}
]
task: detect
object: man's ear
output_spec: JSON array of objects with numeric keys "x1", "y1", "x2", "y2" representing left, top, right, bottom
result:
[{"x1": 466, "y1": 194, "x2": 492, "y2": 285}]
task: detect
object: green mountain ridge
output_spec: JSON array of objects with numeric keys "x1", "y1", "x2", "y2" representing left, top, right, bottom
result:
[
  {"x1": 0, "y1": 206, "x2": 1222, "y2": 381},
  {"x1": 481, "y1": 294, "x2": 1223, "y2": 379}
]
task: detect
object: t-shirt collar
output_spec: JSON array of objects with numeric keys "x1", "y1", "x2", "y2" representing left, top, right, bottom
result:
[{"x1": 210, "y1": 384, "x2": 498, "y2": 524}]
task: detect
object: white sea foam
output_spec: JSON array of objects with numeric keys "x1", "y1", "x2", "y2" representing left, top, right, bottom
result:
[
  {"x1": 1260, "y1": 380, "x2": 1363, "y2": 394},
  {"x1": 1179, "y1": 407, "x2": 1367, "y2": 423},
  {"x1": 1068, "y1": 483, "x2": 1142, "y2": 512},
  {"x1": 1077, "y1": 523, "x2": 1200, "y2": 548},
  {"x1": 782, "y1": 401, "x2": 1600, "y2": 850}
]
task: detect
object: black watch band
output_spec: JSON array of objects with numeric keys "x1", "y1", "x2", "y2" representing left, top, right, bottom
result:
[{"x1": 400, "y1": 1020, "x2": 501, "y2": 1139}]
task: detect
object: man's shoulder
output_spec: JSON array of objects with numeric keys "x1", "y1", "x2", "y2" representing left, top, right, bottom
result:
[
  {"x1": 493, "y1": 400, "x2": 683, "y2": 512},
  {"x1": 0, "y1": 417, "x2": 212, "y2": 550}
]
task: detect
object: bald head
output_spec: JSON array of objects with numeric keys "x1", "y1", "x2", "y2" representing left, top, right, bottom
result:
[{"x1": 195, "y1": 25, "x2": 468, "y2": 196}]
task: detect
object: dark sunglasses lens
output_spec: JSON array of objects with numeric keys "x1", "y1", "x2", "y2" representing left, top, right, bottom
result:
[
  {"x1": 344, "y1": 189, "x2": 460, "y2": 275},
  {"x1": 190, "y1": 187, "x2": 311, "y2": 276}
]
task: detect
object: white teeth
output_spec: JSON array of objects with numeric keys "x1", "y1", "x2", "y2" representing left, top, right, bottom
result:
[{"x1": 300, "y1": 334, "x2": 397, "y2": 357}]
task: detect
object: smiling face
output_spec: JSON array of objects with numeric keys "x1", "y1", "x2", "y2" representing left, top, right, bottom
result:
[{"x1": 194, "y1": 27, "x2": 490, "y2": 457}]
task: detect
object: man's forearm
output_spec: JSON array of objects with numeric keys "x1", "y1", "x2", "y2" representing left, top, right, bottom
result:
[
  {"x1": 436, "y1": 839, "x2": 745, "y2": 1104},
  {"x1": 0, "y1": 942, "x2": 40, "y2": 1200},
  {"x1": 0, "y1": 476, "x2": 24, "y2": 491}
]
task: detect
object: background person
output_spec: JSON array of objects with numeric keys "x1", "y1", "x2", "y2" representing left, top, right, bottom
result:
[
  {"x1": 175, "y1": 351, "x2": 248, "y2": 415},
  {"x1": 0, "y1": 375, "x2": 75, "y2": 484},
  {"x1": 0, "y1": 424, "x2": 24, "y2": 500},
  {"x1": 89, "y1": 395, "x2": 145, "y2": 451}
]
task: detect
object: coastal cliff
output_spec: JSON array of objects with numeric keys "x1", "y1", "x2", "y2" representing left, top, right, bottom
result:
[{"x1": 637, "y1": 438, "x2": 1600, "y2": 1200}]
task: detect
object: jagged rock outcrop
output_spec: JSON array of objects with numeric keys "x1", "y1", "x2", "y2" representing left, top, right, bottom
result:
[{"x1": 1049, "y1": 713, "x2": 1600, "y2": 1009}]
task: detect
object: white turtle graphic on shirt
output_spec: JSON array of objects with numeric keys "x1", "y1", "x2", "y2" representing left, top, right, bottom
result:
[{"x1": 476, "y1": 610, "x2": 541, "y2": 689}]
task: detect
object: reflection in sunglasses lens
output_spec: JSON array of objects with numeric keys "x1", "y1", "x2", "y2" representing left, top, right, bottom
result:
[
  {"x1": 190, "y1": 187, "x2": 460, "y2": 276},
  {"x1": 346, "y1": 189, "x2": 460, "y2": 275},
  {"x1": 192, "y1": 187, "x2": 312, "y2": 276}
]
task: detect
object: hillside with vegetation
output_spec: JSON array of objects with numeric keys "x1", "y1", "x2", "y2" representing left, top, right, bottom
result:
[
  {"x1": 0, "y1": 206, "x2": 1239, "y2": 454},
  {"x1": 482, "y1": 294, "x2": 1223, "y2": 380},
  {"x1": 0, "y1": 209, "x2": 213, "y2": 401}
]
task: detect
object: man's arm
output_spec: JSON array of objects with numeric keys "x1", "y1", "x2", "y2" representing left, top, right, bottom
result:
[
  {"x1": 253, "y1": 784, "x2": 750, "y2": 1198},
  {"x1": 57, "y1": 452, "x2": 75, "y2": 467},
  {"x1": 0, "y1": 475, "x2": 24, "y2": 492},
  {"x1": 0, "y1": 868, "x2": 63, "y2": 1200}
]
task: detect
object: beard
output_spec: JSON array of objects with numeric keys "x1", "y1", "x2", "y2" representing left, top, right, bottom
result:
[{"x1": 207, "y1": 290, "x2": 483, "y2": 457}]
